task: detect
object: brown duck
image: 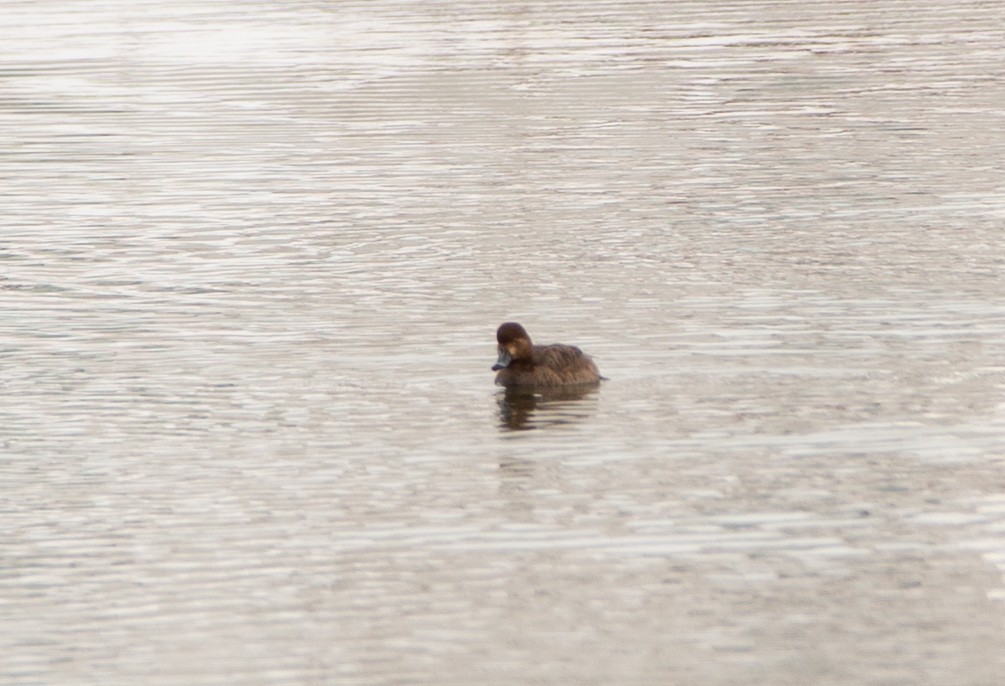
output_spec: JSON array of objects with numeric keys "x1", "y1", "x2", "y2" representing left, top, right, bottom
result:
[{"x1": 491, "y1": 322, "x2": 603, "y2": 387}]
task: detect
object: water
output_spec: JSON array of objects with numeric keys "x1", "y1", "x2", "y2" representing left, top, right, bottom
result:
[{"x1": 2, "y1": 1, "x2": 1004, "y2": 684}]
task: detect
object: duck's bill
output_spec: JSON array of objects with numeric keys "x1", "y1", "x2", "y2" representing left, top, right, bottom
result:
[{"x1": 492, "y1": 347, "x2": 512, "y2": 371}]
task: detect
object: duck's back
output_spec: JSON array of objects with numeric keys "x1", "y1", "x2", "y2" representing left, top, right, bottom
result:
[{"x1": 533, "y1": 343, "x2": 600, "y2": 385}]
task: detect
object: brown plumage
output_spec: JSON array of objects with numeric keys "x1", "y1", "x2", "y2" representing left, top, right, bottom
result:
[{"x1": 491, "y1": 322, "x2": 603, "y2": 387}]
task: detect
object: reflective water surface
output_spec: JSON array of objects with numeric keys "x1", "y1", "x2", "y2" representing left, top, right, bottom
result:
[{"x1": 3, "y1": 1, "x2": 1004, "y2": 684}]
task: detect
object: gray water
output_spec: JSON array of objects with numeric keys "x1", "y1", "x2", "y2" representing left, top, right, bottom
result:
[{"x1": 3, "y1": 1, "x2": 1005, "y2": 684}]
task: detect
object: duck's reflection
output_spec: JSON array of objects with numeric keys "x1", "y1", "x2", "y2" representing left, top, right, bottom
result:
[{"x1": 496, "y1": 383, "x2": 601, "y2": 431}]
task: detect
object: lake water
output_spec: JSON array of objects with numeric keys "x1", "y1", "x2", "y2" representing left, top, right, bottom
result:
[{"x1": 2, "y1": 1, "x2": 1004, "y2": 684}]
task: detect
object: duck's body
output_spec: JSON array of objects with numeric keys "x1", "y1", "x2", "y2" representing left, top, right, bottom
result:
[{"x1": 491, "y1": 322, "x2": 602, "y2": 387}]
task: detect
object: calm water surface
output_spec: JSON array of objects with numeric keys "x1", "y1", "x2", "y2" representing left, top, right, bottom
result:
[{"x1": 3, "y1": 1, "x2": 1005, "y2": 684}]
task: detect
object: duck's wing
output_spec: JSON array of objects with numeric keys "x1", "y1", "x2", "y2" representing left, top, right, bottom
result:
[{"x1": 535, "y1": 344, "x2": 590, "y2": 370}]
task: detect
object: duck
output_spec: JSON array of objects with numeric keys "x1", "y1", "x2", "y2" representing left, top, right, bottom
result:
[{"x1": 491, "y1": 322, "x2": 603, "y2": 387}]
